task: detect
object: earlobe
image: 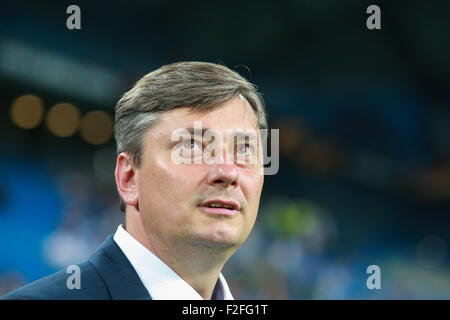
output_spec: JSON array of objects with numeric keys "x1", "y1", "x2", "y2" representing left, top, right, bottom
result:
[{"x1": 115, "y1": 153, "x2": 139, "y2": 210}]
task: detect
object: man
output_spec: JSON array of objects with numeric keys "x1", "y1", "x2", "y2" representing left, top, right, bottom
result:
[{"x1": 1, "y1": 61, "x2": 267, "y2": 300}]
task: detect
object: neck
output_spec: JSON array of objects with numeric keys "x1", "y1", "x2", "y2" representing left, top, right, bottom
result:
[{"x1": 125, "y1": 211, "x2": 234, "y2": 299}]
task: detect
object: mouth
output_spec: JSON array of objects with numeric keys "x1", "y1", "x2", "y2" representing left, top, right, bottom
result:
[{"x1": 198, "y1": 199, "x2": 240, "y2": 216}]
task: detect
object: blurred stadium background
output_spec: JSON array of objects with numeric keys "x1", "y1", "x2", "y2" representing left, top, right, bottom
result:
[{"x1": 0, "y1": 0, "x2": 449, "y2": 299}]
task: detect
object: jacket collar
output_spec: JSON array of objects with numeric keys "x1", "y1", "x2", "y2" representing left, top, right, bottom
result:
[{"x1": 88, "y1": 235, "x2": 151, "y2": 300}]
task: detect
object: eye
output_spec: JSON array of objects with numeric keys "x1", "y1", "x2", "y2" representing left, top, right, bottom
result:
[
  {"x1": 236, "y1": 143, "x2": 253, "y2": 154},
  {"x1": 181, "y1": 138, "x2": 202, "y2": 150}
]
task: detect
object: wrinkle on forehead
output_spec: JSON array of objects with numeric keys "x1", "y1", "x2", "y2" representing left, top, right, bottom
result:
[
  {"x1": 184, "y1": 96, "x2": 259, "y2": 130},
  {"x1": 142, "y1": 96, "x2": 260, "y2": 154},
  {"x1": 181, "y1": 98, "x2": 256, "y2": 129}
]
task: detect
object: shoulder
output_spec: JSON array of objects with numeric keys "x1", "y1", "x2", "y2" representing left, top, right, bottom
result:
[{"x1": 0, "y1": 261, "x2": 111, "y2": 300}]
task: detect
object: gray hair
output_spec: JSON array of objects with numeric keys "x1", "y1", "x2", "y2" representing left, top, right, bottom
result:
[{"x1": 114, "y1": 61, "x2": 267, "y2": 212}]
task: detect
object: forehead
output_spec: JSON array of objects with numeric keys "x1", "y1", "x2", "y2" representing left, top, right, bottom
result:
[{"x1": 154, "y1": 96, "x2": 259, "y2": 136}]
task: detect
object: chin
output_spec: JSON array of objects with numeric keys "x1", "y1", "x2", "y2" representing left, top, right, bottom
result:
[{"x1": 193, "y1": 232, "x2": 243, "y2": 249}]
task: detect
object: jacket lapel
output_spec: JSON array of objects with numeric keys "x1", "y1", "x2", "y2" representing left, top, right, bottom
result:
[{"x1": 89, "y1": 236, "x2": 151, "y2": 300}]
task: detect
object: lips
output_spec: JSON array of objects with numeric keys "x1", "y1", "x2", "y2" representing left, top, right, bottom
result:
[
  {"x1": 198, "y1": 199, "x2": 240, "y2": 216},
  {"x1": 200, "y1": 199, "x2": 240, "y2": 210}
]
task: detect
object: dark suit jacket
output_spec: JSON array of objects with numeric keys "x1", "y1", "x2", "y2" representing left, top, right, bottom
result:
[{"x1": 0, "y1": 236, "x2": 151, "y2": 300}]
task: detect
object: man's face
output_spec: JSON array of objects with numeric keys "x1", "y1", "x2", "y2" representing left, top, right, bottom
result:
[{"x1": 135, "y1": 96, "x2": 264, "y2": 250}]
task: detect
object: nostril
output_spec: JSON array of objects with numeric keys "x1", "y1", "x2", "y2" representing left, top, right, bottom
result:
[{"x1": 212, "y1": 179, "x2": 238, "y2": 186}]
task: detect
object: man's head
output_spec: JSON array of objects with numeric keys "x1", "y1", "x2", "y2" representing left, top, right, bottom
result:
[{"x1": 114, "y1": 61, "x2": 267, "y2": 251}]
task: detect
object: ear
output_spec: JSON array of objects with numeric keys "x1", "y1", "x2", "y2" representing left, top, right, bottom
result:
[{"x1": 115, "y1": 152, "x2": 139, "y2": 211}]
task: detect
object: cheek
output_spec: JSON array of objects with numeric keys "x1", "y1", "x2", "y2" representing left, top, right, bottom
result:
[
  {"x1": 240, "y1": 170, "x2": 264, "y2": 211},
  {"x1": 139, "y1": 156, "x2": 206, "y2": 210}
]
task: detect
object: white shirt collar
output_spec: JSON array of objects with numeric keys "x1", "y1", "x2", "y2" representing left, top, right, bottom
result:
[{"x1": 113, "y1": 224, "x2": 234, "y2": 300}]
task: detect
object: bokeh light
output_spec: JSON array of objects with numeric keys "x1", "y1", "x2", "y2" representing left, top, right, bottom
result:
[
  {"x1": 46, "y1": 103, "x2": 81, "y2": 137},
  {"x1": 79, "y1": 111, "x2": 113, "y2": 145},
  {"x1": 10, "y1": 94, "x2": 45, "y2": 129}
]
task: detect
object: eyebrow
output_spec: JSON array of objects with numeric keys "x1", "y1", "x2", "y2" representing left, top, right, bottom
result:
[
  {"x1": 184, "y1": 128, "x2": 258, "y2": 139},
  {"x1": 185, "y1": 128, "x2": 209, "y2": 136},
  {"x1": 230, "y1": 131, "x2": 258, "y2": 140}
]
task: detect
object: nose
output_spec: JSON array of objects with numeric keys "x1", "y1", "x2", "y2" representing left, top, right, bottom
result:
[{"x1": 207, "y1": 154, "x2": 239, "y2": 189}]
